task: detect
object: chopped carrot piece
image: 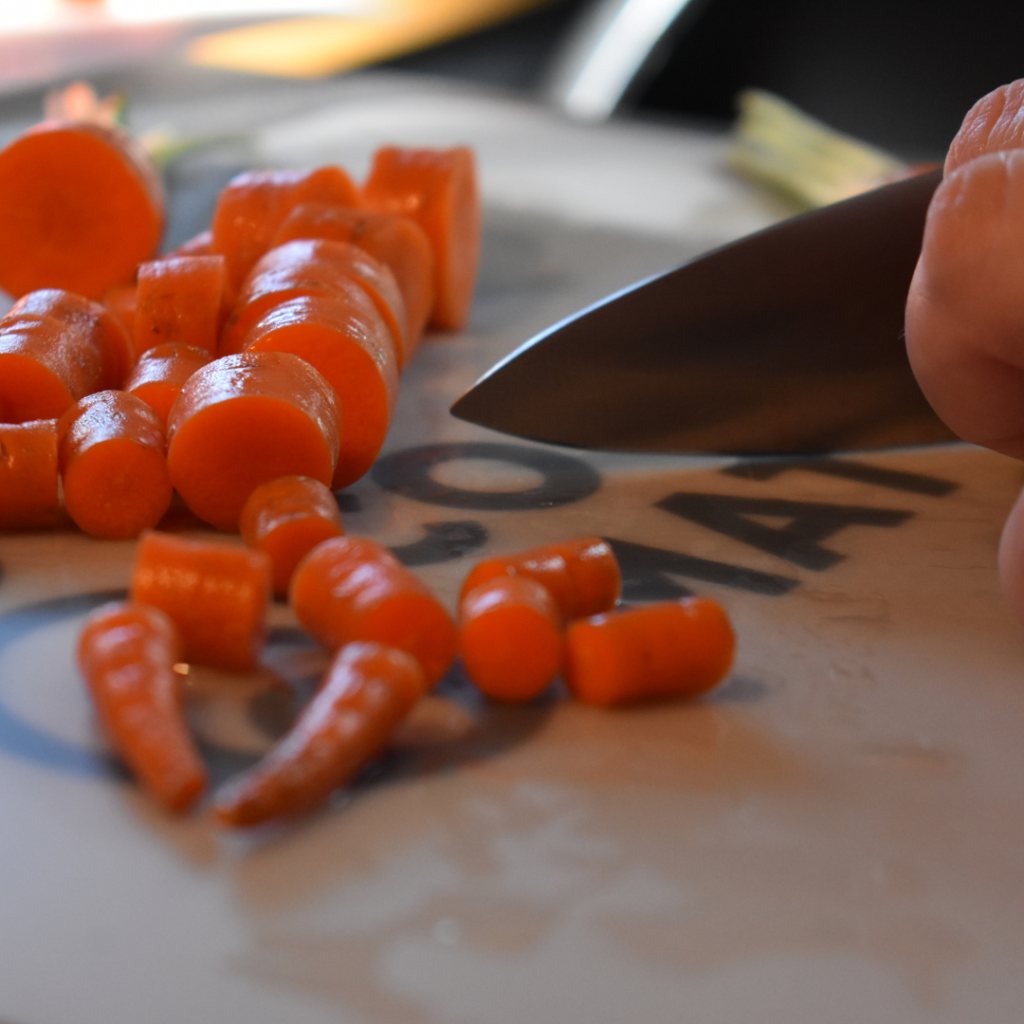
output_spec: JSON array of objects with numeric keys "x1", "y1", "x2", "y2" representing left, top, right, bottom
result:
[
  {"x1": 214, "y1": 641, "x2": 426, "y2": 827},
  {"x1": 8, "y1": 287, "x2": 134, "y2": 391},
  {"x1": 0, "y1": 418, "x2": 61, "y2": 530},
  {"x1": 166, "y1": 350, "x2": 340, "y2": 531},
  {"x1": 134, "y1": 255, "x2": 227, "y2": 356},
  {"x1": 57, "y1": 390, "x2": 172, "y2": 539},
  {"x1": 290, "y1": 535, "x2": 459, "y2": 685},
  {"x1": 211, "y1": 166, "x2": 360, "y2": 291},
  {"x1": 239, "y1": 474, "x2": 345, "y2": 597},
  {"x1": 102, "y1": 282, "x2": 138, "y2": 343},
  {"x1": 0, "y1": 120, "x2": 164, "y2": 299},
  {"x1": 460, "y1": 537, "x2": 621, "y2": 621},
  {"x1": 564, "y1": 598, "x2": 735, "y2": 706},
  {"x1": 362, "y1": 146, "x2": 480, "y2": 331},
  {"x1": 130, "y1": 530, "x2": 271, "y2": 673},
  {"x1": 273, "y1": 202, "x2": 435, "y2": 354},
  {"x1": 77, "y1": 600, "x2": 207, "y2": 813},
  {"x1": 221, "y1": 237, "x2": 406, "y2": 365},
  {"x1": 122, "y1": 342, "x2": 213, "y2": 425},
  {"x1": 242, "y1": 292, "x2": 399, "y2": 489},
  {"x1": 459, "y1": 575, "x2": 563, "y2": 702}
]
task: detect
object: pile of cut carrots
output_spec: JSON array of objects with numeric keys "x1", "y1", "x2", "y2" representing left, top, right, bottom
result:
[{"x1": 0, "y1": 97, "x2": 736, "y2": 830}]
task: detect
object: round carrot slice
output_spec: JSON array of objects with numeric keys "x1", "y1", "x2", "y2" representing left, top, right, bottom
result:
[
  {"x1": 242, "y1": 292, "x2": 399, "y2": 489},
  {"x1": 0, "y1": 418, "x2": 61, "y2": 530},
  {"x1": 166, "y1": 350, "x2": 340, "y2": 532},
  {"x1": 0, "y1": 120, "x2": 164, "y2": 299},
  {"x1": 134, "y1": 254, "x2": 227, "y2": 356},
  {"x1": 123, "y1": 342, "x2": 213, "y2": 425}
]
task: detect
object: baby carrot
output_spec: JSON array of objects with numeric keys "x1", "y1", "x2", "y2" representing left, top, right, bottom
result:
[
  {"x1": 563, "y1": 597, "x2": 735, "y2": 707},
  {"x1": 362, "y1": 146, "x2": 480, "y2": 331},
  {"x1": 242, "y1": 292, "x2": 399, "y2": 488},
  {"x1": 0, "y1": 120, "x2": 164, "y2": 299},
  {"x1": 57, "y1": 390, "x2": 172, "y2": 540},
  {"x1": 459, "y1": 575, "x2": 563, "y2": 703},
  {"x1": 272, "y1": 202, "x2": 435, "y2": 353},
  {"x1": 166, "y1": 350, "x2": 340, "y2": 532},
  {"x1": 460, "y1": 536, "x2": 621, "y2": 621},
  {"x1": 130, "y1": 530, "x2": 271, "y2": 673},
  {"x1": 0, "y1": 418, "x2": 61, "y2": 530},
  {"x1": 221, "y1": 237, "x2": 407, "y2": 365},
  {"x1": 290, "y1": 535, "x2": 459, "y2": 686},
  {"x1": 122, "y1": 342, "x2": 213, "y2": 425},
  {"x1": 239, "y1": 474, "x2": 345, "y2": 597},
  {"x1": 214, "y1": 641, "x2": 426, "y2": 827},
  {"x1": 211, "y1": 166, "x2": 360, "y2": 291},
  {"x1": 134, "y1": 255, "x2": 227, "y2": 356},
  {"x1": 77, "y1": 601, "x2": 207, "y2": 813}
]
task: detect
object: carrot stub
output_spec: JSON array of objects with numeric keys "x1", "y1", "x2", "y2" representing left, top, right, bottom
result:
[
  {"x1": 563, "y1": 597, "x2": 735, "y2": 707},
  {"x1": 290, "y1": 535, "x2": 459, "y2": 686},
  {"x1": 0, "y1": 120, "x2": 164, "y2": 299},
  {"x1": 77, "y1": 601, "x2": 207, "y2": 813},
  {"x1": 242, "y1": 292, "x2": 399, "y2": 489},
  {"x1": 214, "y1": 641, "x2": 426, "y2": 827},
  {"x1": 166, "y1": 350, "x2": 340, "y2": 532},
  {"x1": 459, "y1": 575, "x2": 563, "y2": 703},
  {"x1": 122, "y1": 342, "x2": 213, "y2": 425},
  {"x1": 58, "y1": 390, "x2": 172, "y2": 539},
  {"x1": 134, "y1": 255, "x2": 227, "y2": 356},
  {"x1": 362, "y1": 146, "x2": 480, "y2": 331},
  {"x1": 0, "y1": 418, "x2": 61, "y2": 530},
  {"x1": 130, "y1": 530, "x2": 271, "y2": 673},
  {"x1": 239, "y1": 474, "x2": 345, "y2": 597},
  {"x1": 460, "y1": 536, "x2": 621, "y2": 621}
]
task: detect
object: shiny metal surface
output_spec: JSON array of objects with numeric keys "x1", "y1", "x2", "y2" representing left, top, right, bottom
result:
[{"x1": 451, "y1": 167, "x2": 956, "y2": 454}]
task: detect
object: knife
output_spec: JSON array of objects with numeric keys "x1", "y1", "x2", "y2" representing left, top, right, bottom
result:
[{"x1": 451, "y1": 167, "x2": 957, "y2": 454}]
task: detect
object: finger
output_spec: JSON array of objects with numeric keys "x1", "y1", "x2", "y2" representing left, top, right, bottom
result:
[
  {"x1": 905, "y1": 150, "x2": 1024, "y2": 459},
  {"x1": 998, "y1": 485, "x2": 1024, "y2": 624},
  {"x1": 946, "y1": 79, "x2": 1024, "y2": 174}
]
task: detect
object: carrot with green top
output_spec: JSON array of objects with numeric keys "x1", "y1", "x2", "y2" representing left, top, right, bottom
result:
[
  {"x1": 0, "y1": 418, "x2": 61, "y2": 530},
  {"x1": 290, "y1": 535, "x2": 458, "y2": 686},
  {"x1": 272, "y1": 202, "x2": 435, "y2": 352},
  {"x1": 239, "y1": 475, "x2": 345, "y2": 597},
  {"x1": 242, "y1": 292, "x2": 399, "y2": 488},
  {"x1": 166, "y1": 350, "x2": 340, "y2": 531},
  {"x1": 122, "y1": 342, "x2": 213, "y2": 425},
  {"x1": 563, "y1": 597, "x2": 735, "y2": 707},
  {"x1": 362, "y1": 146, "x2": 480, "y2": 331},
  {"x1": 57, "y1": 390, "x2": 172, "y2": 539},
  {"x1": 77, "y1": 601, "x2": 207, "y2": 813},
  {"x1": 214, "y1": 641, "x2": 426, "y2": 827},
  {"x1": 459, "y1": 574, "x2": 563, "y2": 703},
  {"x1": 460, "y1": 536, "x2": 621, "y2": 621},
  {"x1": 130, "y1": 530, "x2": 271, "y2": 673},
  {"x1": 221, "y1": 237, "x2": 406, "y2": 364},
  {"x1": 0, "y1": 120, "x2": 164, "y2": 299}
]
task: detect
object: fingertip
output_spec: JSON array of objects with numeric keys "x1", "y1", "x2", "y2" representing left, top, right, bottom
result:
[{"x1": 946, "y1": 79, "x2": 1024, "y2": 174}]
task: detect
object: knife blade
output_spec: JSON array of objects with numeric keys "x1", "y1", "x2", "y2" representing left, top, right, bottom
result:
[{"x1": 451, "y1": 167, "x2": 957, "y2": 454}]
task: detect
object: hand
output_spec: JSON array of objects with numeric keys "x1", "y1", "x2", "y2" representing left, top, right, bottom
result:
[{"x1": 905, "y1": 80, "x2": 1024, "y2": 623}]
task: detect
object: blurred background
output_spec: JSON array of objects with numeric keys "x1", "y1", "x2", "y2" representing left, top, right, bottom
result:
[{"x1": 1, "y1": 0, "x2": 1022, "y2": 161}]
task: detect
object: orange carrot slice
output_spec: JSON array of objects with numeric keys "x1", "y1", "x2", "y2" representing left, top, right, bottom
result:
[
  {"x1": 211, "y1": 166, "x2": 360, "y2": 291},
  {"x1": 221, "y1": 237, "x2": 406, "y2": 364},
  {"x1": 362, "y1": 146, "x2": 480, "y2": 331},
  {"x1": 239, "y1": 474, "x2": 345, "y2": 597},
  {"x1": 57, "y1": 390, "x2": 172, "y2": 539},
  {"x1": 290, "y1": 535, "x2": 459, "y2": 685},
  {"x1": 564, "y1": 598, "x2": 735, "y2": 706},
  {"x1": 166, "y1": 350, "x2": 340, "y2": 531},
  {"x1": 0, "y1": 418, "x2": 61, "y2": 530},
  {"x1": 0, "y1": 120, "x2": 164, "y2": 299},
  {"x1": 242, "y1": 292, "x2": 399, "y2": 489},
  {"x1": 167, "y1": 229, "x2": 213, "y2": 258},
  {"x1": 459, "y1": 575, "x2": 563, "y2": 702},
  {"x1": 273, "y1": 202, "x2": 435, "y2": 353},
  {"x1": 102, "y1": 282, "x2": 138, "y2": 343},
  {"x1": 130, "y1": 530, "x2": 271, "y2": 673},
  {"x1": 214, "y1": 641, "x2": 426, "y2": 827},
  {"x1": 460, "y1": 537, "x2": 621, "y2": 621},
  {"x1": 77, "y1": 600, "x2": 207, "y2": 813},
  {"x1": 123, "y1": 342, "x2": 213, "y2": 425},
  {"x1": 134, "y1": 255, "x2": 227, "y2": 356}
]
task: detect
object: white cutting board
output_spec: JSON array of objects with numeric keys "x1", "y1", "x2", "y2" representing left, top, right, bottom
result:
[{"x1": 1, "y1": 75, "x2": 1022, "y2": 1024}]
